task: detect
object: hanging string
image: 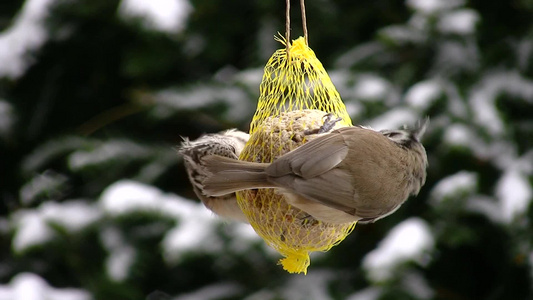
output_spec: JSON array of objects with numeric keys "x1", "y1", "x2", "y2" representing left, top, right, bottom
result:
[
  {"x1": 285, "y1": 0, "x2": 291, "y2": 57},
  {"x1": 300, "y1": 0, "x2": 308, "y2": 45},
  {"x1": 285, "y1": 0, "x2": 309, "y2": 56}
]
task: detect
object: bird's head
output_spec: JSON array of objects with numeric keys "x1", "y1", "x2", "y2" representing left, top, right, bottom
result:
[{"x1": 380, "y1": 117, "x2": 429, "y2": 148}]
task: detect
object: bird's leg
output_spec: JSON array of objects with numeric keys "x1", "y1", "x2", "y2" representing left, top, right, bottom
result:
[
  {"x1": 304, "y1": 113, "x2": 343, "y2": 135},
  {"x1": 319, "y1": 113, "x2": 343, "y2": 133},
  {"x1": 299, "y1": 213, "x2": 319, "y2": 226}
]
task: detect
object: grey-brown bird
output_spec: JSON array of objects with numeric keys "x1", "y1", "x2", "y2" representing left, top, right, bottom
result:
[
  {"x1": 201, "y1": 119, "x2": 429, "y2": 224},
  {"x1": 179, "y1": 129, "x2": 250, "y2": 222}
]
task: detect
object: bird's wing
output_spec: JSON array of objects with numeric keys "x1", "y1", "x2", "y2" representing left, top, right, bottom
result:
[
  {"x1": 268, "y1": 127, "x2": 400, "y2": 220},
  {"x1": 287, "y1": 173, "x2": 399, "y2": 220},
  {"x1": 266, "y1": 129, "x2": 349, "y2": 179},
  {"x1": 287, "y1": 169, "x2": 357, "y2": 215}
]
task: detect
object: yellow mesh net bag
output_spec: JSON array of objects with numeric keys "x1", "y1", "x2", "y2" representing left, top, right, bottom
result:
[{"x1": 238, "y1": 36, "x2": 357, "y2": 274}]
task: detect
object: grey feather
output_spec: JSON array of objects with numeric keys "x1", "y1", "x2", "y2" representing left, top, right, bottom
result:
[
  {"x1": 267, "y1": 132, "x2": 348, "y2": 178},
  {"x1": 202, "y1": 155, "x2": 273, "y2": 196}
]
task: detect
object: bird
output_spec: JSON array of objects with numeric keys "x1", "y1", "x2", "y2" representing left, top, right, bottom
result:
[
  {"x1": 179, "y1": 129, "x2": 250, "y2": 222},
  {"x1": 200, "y1": 118, "x2": 429, "y2": 224}
]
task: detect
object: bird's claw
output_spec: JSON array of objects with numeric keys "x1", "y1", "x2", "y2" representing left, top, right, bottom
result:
[
  {"x1": 304, "y1": 113, "x2": 343, "y2": 135},
  {"x1": 319, "y1": 113, "x2": 343, "y2": 133}
]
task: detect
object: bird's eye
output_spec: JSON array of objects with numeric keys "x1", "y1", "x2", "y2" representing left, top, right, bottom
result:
[{"x1": 386, "y1": 132, "x2": 400, "y2": 138}]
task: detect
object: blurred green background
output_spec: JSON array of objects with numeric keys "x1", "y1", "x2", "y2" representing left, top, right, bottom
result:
[{"x1": 1, "y1": 0, "x2": 532, "y2": 299}]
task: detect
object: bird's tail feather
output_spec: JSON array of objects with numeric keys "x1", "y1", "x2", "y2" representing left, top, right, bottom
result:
[
  {"x1": 202, "y1": 155, "x2": 275, "y2": 196},
  {"x1": 412, "y1": 117, "x2": 429, "y2": 141}
]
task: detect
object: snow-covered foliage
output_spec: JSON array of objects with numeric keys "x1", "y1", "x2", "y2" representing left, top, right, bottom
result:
[
  {"x1": 118, "y1": 0, "x2": 192, "y2": 33},
  {"x1": 363, "y1": 218, "x2": 434, "y2": 282},
  {"x1": 0, "y1": 0, "x2": 55, "y2": 79},
  {"x1": 0, "y1": 273, "x2": 91, "y2": 300}
]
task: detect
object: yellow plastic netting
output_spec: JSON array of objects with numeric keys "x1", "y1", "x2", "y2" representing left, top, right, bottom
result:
[{"x1": 237, "y1": 36, "x2": 357, "y2": 274}]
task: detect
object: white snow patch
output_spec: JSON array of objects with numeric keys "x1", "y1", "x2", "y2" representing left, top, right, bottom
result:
[
  {"x1": 406, "y1": 0, "x2": 464, "y2": 14},
  {"x1": 434, "y1": 40, "x2": 479, "y2": 75},
  {"x1": 99, "y1": 180, "x2": 226, "y2": 263},
  {"x1": 430, "y1": 171, "x2": 478, "y2": 204},
  {"x1": 152, "y1": 86, "x2": 252, "y2": 122},
  {"x1": 466, "y1": 195, "x2": 502, "y2": 223},
  {"x1": 438, "y1": 9, "x2": 479, "y2": 35},
  {"x1": 100, "y1": 180, "x2": 171, "y2": 215},
  {"x1": 226, "y1": 223, "x2": 262, "y2": 254},
  {"x1": 106, "y1": 245, "x2": 135, "y2": 282},
  {"x1": 100, "y1": 227, "x2": 136, "y2": 282},
  {"x1": 363, "y1": 218, "x2": 434, "y2": 282},
  {"x1": 118, "y1": 0, "x2": 192, "y2": 33},
  {"x1": 496, "y1": 169, "x2": 532, "y2": 223},
  {"x1": 443, "y1": 123, "x2": 520, "y2": 171},
  {"x1": 233, "y1": 68, "x2": 263, "y2": 89},
  {"x1": 68, "y1": 140, "x2": 150, "y2": 171},
  {"x1": 231, "y1": 223, "x2": 261, "y2": 242},
  {"x1": 443, "y1": 123, "x2": 474, "y2": 147},
  {"x1": 402, "y1": 271, "x2": 435, "y2": 298},
  {"x1": 100, "y1": 227, "x2": 123, "y2": 250},
  {"x1": 22, "y1": 137, "x2": 88, "y2": 174},
  {"x1": 487, "y1": 142, "x2": 521, "y2": 171},
  {"x1": 344, "y1": 102, "x2": 364, "y2": 120},
  {"x1": 181, "y1": 34, "x2": 206, "y2": 58},
  {"x1": 380, "y1": 25, "x2": 426, "y2": 44},
  {"x1": 408, "y1": 14, "x2": 430, "y2": 32},
  {"x1": 41, "y1": 201, "x2": 101, "y2": 232},
  {"x1": 405, "y1": 80, "x2": 442, "y2": 109},
  {"x1": 135, "y1": 151, "x2": 179, "y2": 183},
  {"x1": 328, "y1": 70, "x2": 350, "y2": 95},
  {"x1": 346, "y1": 287, "x2": 382, "y2": 300},
  {"x1": 469, "y1": 71, "x2": 533, "y2": 136},
  {"x1": 0, "y1": 273, "x2": 91, "y2": 300},
  {"x1": 11, "y1": 200, "x2": 101, "y2": 253},
  {"x1": 353, "y1": 75, "x2": 391, "y2": 101},
  {"x1": 100, "y1": 180, "x2": 210, "y2": 220},
  {"x1": 368, "y1": 108, "x2": 419, "y2": 130},
  {"x1": 11, "y1": 210, "x2": 54, "y2": 253},
  {"x1": 517, "y1": 150, "x2": 533, "y2": 174},
  {"x1": 213, "y1": 66, "x2": 239, "y2": 83},
  {"x1": 19, "y1": 171, "x2": 68, "y2": 205},
  {"x1": 442, "y1": 82, "x2": 468, "y2": 118},
  {"x1": 282, "y1": 270, "x2": 335, "y2": 300},
  {"x1": 162, "y1": 212, "x2": 223, "y2": 264},
  {"x1": 0, "y1": 0, "x2": 55, "y2": 79}
]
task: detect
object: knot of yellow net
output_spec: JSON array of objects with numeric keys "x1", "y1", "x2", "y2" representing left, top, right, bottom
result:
[
  {"x1": 279, "y1": 250, "x2": 311, "y2": 275},
  {"x1": 238, "y1": 37, "x2": 356, "y2": 274}
]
